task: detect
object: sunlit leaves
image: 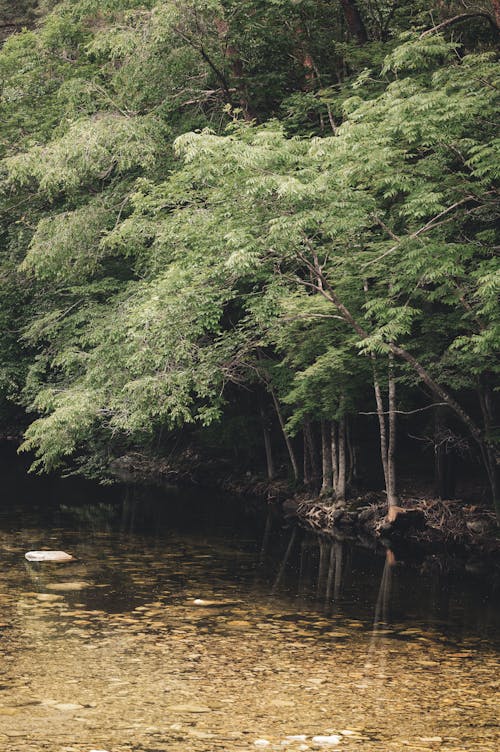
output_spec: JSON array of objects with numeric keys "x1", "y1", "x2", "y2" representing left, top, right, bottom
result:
[{"x1": 4, "y1": 114, "x2": 161, "y2": 197}]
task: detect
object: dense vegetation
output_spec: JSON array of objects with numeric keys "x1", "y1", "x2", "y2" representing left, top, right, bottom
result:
[{"x1": 0, "y1": 1, "x2": 498, "y2": 517}]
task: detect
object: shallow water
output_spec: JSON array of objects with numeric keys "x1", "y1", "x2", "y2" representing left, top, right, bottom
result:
[{"x1": 0, "y1": 454, "x2": 499, "y2": 752}]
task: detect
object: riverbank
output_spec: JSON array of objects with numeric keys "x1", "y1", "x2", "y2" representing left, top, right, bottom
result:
[
  {"x1": 108, "y1": 450, "x2": 500, "y2": 559},
  {"x1": 288, "y1": 494, "x2": 500, "y2": 558}
]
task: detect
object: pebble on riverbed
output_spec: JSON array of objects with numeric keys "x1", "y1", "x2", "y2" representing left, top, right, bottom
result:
[
  {"x1": 25, "y1": 551, "x2": 74, "y2": 562},
  {"x1": 311, "y1": 735, "x2": 342, "y2": 745}
]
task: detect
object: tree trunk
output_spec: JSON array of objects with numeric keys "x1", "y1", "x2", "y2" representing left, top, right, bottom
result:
[
  {"x1": 269, "y1": 385, "x2": 299, "y2": 481},
  {"x1": 371, "y1": 356, "x2": 389, "y2": 492},
  {"x1": 387, "y1": 351, "x2": 398, "y2": 509},
  {"x1": 304, "y1": 420, "x2": 320, "y2": 486},
  {"x1": 214, "y1": 17, "x2": 253, "y2": 119},
  {"x1": 320, "y1": 420, "x2": 333, "y2": 495},
  {"x1": 303, "y1": 429, "x2": 310, "y2": 486},
  {"x1": 492, "y1": 1, "x2": 500, "y2": 27},
  {"x1": 346, "y1": 415, "x2": 356, "y2": 487},
  {"x1": 336, "y1": 416, "x2": 347, "y2": 500},
  {"x1": 331, "y1": 420, "x2": 339, "y2": 493},
  {"x1": 478, "y1": 383, "x2": 499, "y2": 519},
  {"x1": 260, "y1": 406, "x2": 275, "y2": 481},
  {"x1": 339, "y1": 0, "x2": 369, "y2": 43}
]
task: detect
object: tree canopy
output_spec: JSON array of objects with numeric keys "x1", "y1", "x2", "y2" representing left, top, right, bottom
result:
[{"x1": 0, "y1": 1, "x2": 498, "y2": 514}]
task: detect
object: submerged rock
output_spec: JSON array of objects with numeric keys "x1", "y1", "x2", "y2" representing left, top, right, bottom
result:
[
  {"x1": 35, "y1": 593, "x2": 64, "y2": 602},
  {"x1": 166, "y1": 703, "x2": 212, "y2": 713},
  {"x1": 46, "y1": 581, "x2": 90, "y2": 591},
  {"x1": 25, "y1": 551, "x2": 74, "y2": 562},
  {"x1": 192, "y1": 598, "x2": 238, "y2": 607},
  {"x1": 311, "y1": 735, "x2": 342, "y2": 746}
]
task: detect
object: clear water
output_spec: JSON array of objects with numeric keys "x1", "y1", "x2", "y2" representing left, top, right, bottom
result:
[{"x1": 0, "y1": 448, "x2": 499, "y2": 752}]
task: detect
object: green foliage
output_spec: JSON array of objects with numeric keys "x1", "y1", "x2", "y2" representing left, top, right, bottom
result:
[{"x1": 0, "y1": 0, "x2": 498, "y2": 489}]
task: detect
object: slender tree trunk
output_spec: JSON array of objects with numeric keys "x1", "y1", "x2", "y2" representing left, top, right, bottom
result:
[
  {"x1": 478, "y1": 383, "x2": 499, "y2": 518},
  {"x1": 336, "y1": 416, "x2": 347, "y2": 500},
  {"x1": 387, "y1": 351, "x2": 398, "y2": 509},
  {"x1": 331, "y1": 420, "x2": 339, "y2": 493},
  {"x1": 260, "y1": 405, "x2": 275, "y2": 480},
  {"x1": 371, "y1": 356, "x2": 389, "y2": 491},
  {"x1": 304, "y1": 421, "x2": 320, "y2": 486},
  {"x1": 269, "y1": 385, "x2": 299, "y2": 481},
  {"x1": 346, "y1": 416, "x2": 356, "y2": 487},
  {"x1": 321, "y1": 420, "x2": 333, "y2": 495},
  {"x1": 303, "y1": 428, "x2": 310, "y2": 486}
]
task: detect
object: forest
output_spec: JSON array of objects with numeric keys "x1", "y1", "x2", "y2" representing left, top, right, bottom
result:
[{"x1": 0, "y1": 0, "x2": 499, "y2": 525}]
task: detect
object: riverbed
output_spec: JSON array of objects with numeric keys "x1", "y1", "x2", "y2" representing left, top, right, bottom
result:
[{"x1": 0, "y1": 454, "x2": 499, "y2": 752}]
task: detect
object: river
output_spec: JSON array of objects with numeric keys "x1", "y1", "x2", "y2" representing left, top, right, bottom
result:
[{"x1": 0, "y1": 448, "x2": 499, "y2": 751}]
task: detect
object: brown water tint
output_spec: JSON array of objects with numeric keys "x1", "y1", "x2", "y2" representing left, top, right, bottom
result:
[{"x1": 0, "y1": 459, "x2": 499, "y2": 751}]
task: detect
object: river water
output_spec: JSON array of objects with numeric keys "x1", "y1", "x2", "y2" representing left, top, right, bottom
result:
[{"x1": 0, "y1": 450, "x2": 499, "y2": 752}]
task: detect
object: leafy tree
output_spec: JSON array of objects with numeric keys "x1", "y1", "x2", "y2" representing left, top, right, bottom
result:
[{"x1": 0, "y1": 0, "x2": 498, "y2": 521}]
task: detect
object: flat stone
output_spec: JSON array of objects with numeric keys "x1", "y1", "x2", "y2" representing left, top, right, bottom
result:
[
  {"x1": 54, "y1": 702, "x2": 85, "y2": 712},
  {"x1": 35, "y1": 593, "x2": 64, "y2": 602},
  {"x1": 166, "y1": 703, "x2": 212, "y2": 714},
  {"x1": 46, "y1": 581, "x2": 91, "y2": 591},
  {"x1": 25, "y1": 551, "x2": 74, "y2": 562},
  {"x1": 311, "y1": 736, "x2": 342, "y2": 746},
  {"x1": 419, "y1": 738, "x2": 443, "y2": 743}
]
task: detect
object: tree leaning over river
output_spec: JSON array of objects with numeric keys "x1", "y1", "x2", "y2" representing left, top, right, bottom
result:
[{"x1": 0, "y1": 1, "x2": 498, "y2": 517}]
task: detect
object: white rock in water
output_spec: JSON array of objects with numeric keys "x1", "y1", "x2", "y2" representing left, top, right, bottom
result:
[
  {"x1": 25, "y1": 551, "x2": 73, "y2": 562},
  {"x1": 311, "y1": 736, "x2": 341, "y2": 746},
  {"x1": 193, "y1": 598, "x2": 226, "y2": 607}
]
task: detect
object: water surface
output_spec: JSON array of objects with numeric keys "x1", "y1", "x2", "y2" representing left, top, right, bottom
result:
[{"x1": 0, "y1": 452, "x2": 499, "y2": 752}]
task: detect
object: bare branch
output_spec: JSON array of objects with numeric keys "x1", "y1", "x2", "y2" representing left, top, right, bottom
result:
[{"x1": 359, "y1": 402, "x2": 448, "y2": 416}]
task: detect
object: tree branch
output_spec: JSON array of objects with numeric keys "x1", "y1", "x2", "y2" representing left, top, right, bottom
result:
[{"x1": 420, "y1": 13, "x2": 499, "y2": 38}]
